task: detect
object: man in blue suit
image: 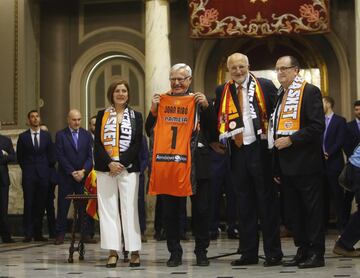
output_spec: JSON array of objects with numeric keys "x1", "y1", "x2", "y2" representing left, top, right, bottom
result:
[
  {"x1": 54, "y1": 109, "x2": 93, "y2": 245},
  {"x1": 322, "y1": 96, "x2": 347, "y2": 231},
  {"x1": 17, "y1": 110, "x2": 56, "y2": 242},
  {"x1": 0, "y1": 130, "x2": 16, "y2": 243}
]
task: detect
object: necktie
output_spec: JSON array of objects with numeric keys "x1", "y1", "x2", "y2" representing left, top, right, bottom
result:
[
  {"x1": 234, "y1": 85, "x2": 244, "y2": 148},
  {"x1": 72, "y1": 131, "x2": 78, "y2": 150},
  {"x1": 323, "y1": 117, "x2": 330, "y2": 151},
  {"x1": 34, "y1": 133, "x2": 39, "y2": 150}
]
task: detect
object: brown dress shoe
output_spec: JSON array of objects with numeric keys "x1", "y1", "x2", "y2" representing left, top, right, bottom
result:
[
  {"x1": 333, "y1": 241, "x2": 360, "y2": 257},
  {"x1": 22, "y1": 237, "x2": 32, "y2": 243}
]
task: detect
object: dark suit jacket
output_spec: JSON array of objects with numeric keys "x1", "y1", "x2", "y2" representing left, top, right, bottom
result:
[
  {"x1": 145, "y1": 95, "x2": 218, "y2": 180},
  {"x1": 214, "y1": 77, "x2": 277, "y2": 129},
  {"x1": 0, "y1": 135, "x2": 16, "y2": 187},
  {"x1": 94, "y1": 108, "x2": 143, "y2": 173},
  {"x1": 274, "y1": 83, "x2": 325, "y2": 176},
  {"x1": 16, "y1": 129, "x2": 56, "y2": 180},
  {"x1": 55, "y1": 127, "x2": 93, "y2": 184},
  {"x1": 322, "y1": 114, "x2": 346, "y2": 173},
  {"x1": 344, "y1": 119, "x2": 360, "y2": 157}
]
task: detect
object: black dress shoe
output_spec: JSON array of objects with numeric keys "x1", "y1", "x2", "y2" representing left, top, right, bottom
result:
[
  {"x1": 282, "y1": 248, "x2": 307, "y2": 267},
  {"x1": 154, "y1": 230, "x2": 166, "y2": 241},
  {"x1": 263, "y1": 257, "x2": 282, "y2": 267},
  {"x1": 231, "y1": 256, "x2": 258, "y2": 266},
  {"x1": 167, "y1": 253, "x2": 182, "y2": 267},
  {"x1": 298, "y1": 254, "x2": 325, "y2": 269},
  {"x1": 209, "y1": 231, "x2": 219, "y2": 240},
  {"x1": 180, "y1": 232, "x2": 189, "y2": 241},
  {"x1": 22, "y1": 237, "x2": 32, "y2": 243},
  {"x1": 196, "y1": 252, "x2": 210, "y2": 266},
  {"x1": 2, "y1": 237, "x2": 15, "y2": 243},
  {"x1": 227, "y1": 229, "x2": 239, "y2": 239},
  {"x1": 34, "y1": 236, "x2": 48, "y2": 242}
]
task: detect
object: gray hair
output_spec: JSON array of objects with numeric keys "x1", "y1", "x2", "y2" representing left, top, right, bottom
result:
[
  {"x1": 226, "y1": 53, "x2": 249, "y2": 69},
  {"x1": 170, "y1": 63, "x2": 192, "y2": 77}
]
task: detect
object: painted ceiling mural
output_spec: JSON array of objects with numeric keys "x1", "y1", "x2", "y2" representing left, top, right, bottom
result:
[{"x1": 188, "y1": 0, "x2": 329, "y2": 38}]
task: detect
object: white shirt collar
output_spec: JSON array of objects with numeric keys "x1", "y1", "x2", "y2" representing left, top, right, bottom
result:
[
  {"x1": 30, "y1": 128, "x2": 40, "y2": 135},
  {"x1": 69, "y1": 127, "x2": 79, "y2": 133}
]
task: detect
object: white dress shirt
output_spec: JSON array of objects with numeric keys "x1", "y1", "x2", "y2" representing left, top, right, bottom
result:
[
  {"x1": 30, "y1": 128, "x2": 41, "y2": 148},
  {"x1": 235, "y1": 74, "x2": 256, "y2": 145}
]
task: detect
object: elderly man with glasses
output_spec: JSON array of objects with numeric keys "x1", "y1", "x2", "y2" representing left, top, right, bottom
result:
[
  {"x1": 145, "y1": 63, "x2": 219, "y2": 267},
  {"x1": 270, "y1": 55, "x2": 325, "y2": 268}
]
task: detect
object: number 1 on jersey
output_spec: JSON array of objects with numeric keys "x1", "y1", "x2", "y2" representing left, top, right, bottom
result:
[{"x1": 170, "y1": 126, "x2": 178, "y2": 149}]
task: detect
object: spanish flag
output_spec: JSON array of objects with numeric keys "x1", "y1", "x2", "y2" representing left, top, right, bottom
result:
[{"x1": 84, "y1": 169, "x2": 99, "y2": 220}]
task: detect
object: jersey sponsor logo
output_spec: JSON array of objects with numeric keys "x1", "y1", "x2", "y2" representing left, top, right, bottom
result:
[{"x1": 155, "y1": 153, "x2": 187, "y2": 163}]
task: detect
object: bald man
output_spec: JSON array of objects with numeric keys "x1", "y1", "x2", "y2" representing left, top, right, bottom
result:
[{"x1": 54, "y1": 109, "x2": 94, "y2": 245}]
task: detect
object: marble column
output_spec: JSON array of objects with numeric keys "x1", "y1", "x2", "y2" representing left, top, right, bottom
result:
[
  {"x1": 356, "y1": 0, "x2": 360, "y2": 100},
  {"x1": 145, "y1": 0, "x2": 171, "y2": 115},
  {"x1": 144, "y1": 0, "x2": 171, "y2": 230},
  {"x1": 40, "y1": 2, "x2": 74, "y2": 133}
]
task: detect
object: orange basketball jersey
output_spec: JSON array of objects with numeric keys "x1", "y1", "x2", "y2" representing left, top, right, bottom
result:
[{"x1": 149, "y1": 94, "x2": 198, "y2": 197}]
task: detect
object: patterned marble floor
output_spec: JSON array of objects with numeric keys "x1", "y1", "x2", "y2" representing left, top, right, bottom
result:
[{"x1": 0, "y1": 234, "x2": 359, "y2": 278}]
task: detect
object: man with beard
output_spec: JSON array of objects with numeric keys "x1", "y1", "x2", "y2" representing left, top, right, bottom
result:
[{"x1": 17, "y1": 110, "x2": 56, "y2": 242}]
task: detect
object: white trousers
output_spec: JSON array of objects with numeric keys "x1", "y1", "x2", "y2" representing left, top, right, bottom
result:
[{"x1": 96, "y1": 170, "x2": 141, "y2": 252}]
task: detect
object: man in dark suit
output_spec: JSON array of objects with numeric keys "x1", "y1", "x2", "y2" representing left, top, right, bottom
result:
[
  {"x1": 17, "y1": 110, "x2": 56, "y2": 242},
  {"x1": 54, "y1": 109, "x2": 94, "y2": 245},
  {"x1": 322, "y1": 96, "x2": 347, "y2": 231},
  {"x1": 344, "y1": 100, "x2": 360, "y2": 157},
  {"x1": 0, "y1": 131, "x2": 16, "y2": 243},
  {"x1": 40, "y1": 123, "x2": 57, "y2": 239},
  {"x1": 272, "y1": 56, "x2": 325, "y2": 268},
  {"x1": 214, "y1": 53, "x2": 282, "y2": 267},
  {"x1": 342, "y1": 101, "x2": 360, "y2": 223}
]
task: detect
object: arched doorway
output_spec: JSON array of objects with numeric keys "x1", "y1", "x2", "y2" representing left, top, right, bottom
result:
[
  {"x1": 86, "y1": 54, "x2": 145, "y2": 121},
  {"x1": 69, "y1": 42, "x2": 145, "y2": 128}
]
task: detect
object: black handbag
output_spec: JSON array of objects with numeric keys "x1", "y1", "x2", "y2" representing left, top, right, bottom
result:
[{"x1": 338, "y1": 162, "x2": 354, "y2": 192}]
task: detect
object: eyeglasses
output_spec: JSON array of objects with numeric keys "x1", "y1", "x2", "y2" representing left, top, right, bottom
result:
[
  {"x1": 169, "y1": 76, "x2": 191, "y2": 83},
  {"x1": 274, "y1": 66, "x2": 296, "y2": 73}
]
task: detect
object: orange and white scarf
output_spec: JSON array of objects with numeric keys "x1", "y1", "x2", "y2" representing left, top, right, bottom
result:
[
  {"x1": 101, "y1": 106, "x2": 120, "y2": 161},
  {"x1": 218, "y1": 80, "x2": 244, "y2": 141},
  {"x1": 276, "y1": 76, "x2": 306, "y2": 135}
]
